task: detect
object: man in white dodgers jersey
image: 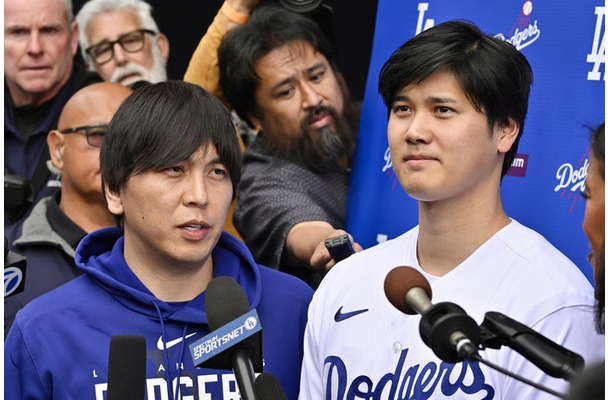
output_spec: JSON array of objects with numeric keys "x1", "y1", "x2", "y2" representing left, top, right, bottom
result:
[{"x1": 299, "y1": 20, "x2": 604, "y2": 400}]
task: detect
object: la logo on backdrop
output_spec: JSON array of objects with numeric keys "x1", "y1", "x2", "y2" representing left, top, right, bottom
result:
[
  {"x1": 345, "y1": 0, "x2": 605, "y2": 283},
  {"x1": 553, "y1": 4, "x2": 604, "y2": 213}
]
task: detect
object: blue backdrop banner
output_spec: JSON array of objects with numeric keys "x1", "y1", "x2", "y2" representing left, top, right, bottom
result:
[{"x1": 345, "y1": 0, "x2": 605, "y2": 284}]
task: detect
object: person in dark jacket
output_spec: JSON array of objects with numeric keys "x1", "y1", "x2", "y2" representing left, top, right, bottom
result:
[
  {"x1": 4, "y1": 81, "x2": 133, "y2": 337},
  {"x1": 218, "y1": 6, "x2": 363, "y2": 288},
  {"x1": 5, "y1": 81, "x2": 313, "y2": 400},
  {"x1": 4, "y1": 0, "x2": 102, "y2": 227}
]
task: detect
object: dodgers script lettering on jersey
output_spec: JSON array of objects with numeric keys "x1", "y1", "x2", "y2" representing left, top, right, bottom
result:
[{"x1": 324, "y1": 349, "x2": 495, "y2": 399}]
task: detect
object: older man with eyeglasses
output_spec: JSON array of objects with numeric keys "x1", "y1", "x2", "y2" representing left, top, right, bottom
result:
[
  {"x1": 75, "y1": 0, "x2": 169, "y2": 87},
  {"x1": 4, "y1": 81, "x2": 133, "y2": 337}
]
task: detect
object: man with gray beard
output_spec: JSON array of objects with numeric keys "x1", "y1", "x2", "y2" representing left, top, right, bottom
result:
[
  {"x1": 214, "y1": 5, "x2": 363, "y2": 288},
  {"x1": 75, "y1": 0, "x2": 168, "y2": 87}
]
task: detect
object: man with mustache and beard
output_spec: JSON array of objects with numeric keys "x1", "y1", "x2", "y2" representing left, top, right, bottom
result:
[
  {"x1": 75, "y1": 0, "x2": 169, "y2": 88},
  {"x1": 216, "y1": 5, "x2": 362, "y2": 288}
]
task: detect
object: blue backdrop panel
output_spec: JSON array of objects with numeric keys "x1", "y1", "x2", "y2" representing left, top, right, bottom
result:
[{"x1": 345, "y1": 0, "x2": 605, "y2": 284}]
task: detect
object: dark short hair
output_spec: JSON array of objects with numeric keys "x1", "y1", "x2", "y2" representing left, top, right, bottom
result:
[
  {"x1": 591, "y1": 122, "x2": 605, "y2": 179},
  {"x1": 218, "y1": 5, "x2": 338, "y2": 126},
  {"x1": 378, "y1": 20, "x2": 533, "y2": 177},
  {"x1": 100, "y1": 80, "x2": 241, "y2": 201}
]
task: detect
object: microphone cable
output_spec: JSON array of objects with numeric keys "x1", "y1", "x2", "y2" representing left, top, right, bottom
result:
[{"x1": 471, "y1": 352, "x2": 566, "y2": 399}]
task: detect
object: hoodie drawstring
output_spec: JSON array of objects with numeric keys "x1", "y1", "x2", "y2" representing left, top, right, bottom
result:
[{"x1": 153, "y1": 301, "x2": 188, "y2": 400}]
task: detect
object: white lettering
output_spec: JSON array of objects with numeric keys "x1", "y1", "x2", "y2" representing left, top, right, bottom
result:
[
  {"x1": 93, "y1": 373, "x2": 249, "y2": 400},
  {"x1": 197, "y1": 375, "x2": 219, "y2": 400},
  {"x1": 147, "y1": 377, "x2": 170, "y2": 400},
  {"x1": 416, "y1": 3, "x2": 435, "y2": 35},
  {"x1": 382, "y1": 147, "x2": 393, "y2": 173},
  {"x1": 173, "y1": 375, "x2": 194, "y2": 400},
  {"x1": 194, "y1": 325, "x2": 250, "y2": 361},
  {"x1": 94, "y1": 383, "x2": 106, "y2": 400},
  {"x1": 244, "y1": 316, "x2": 257, "y2": 330},
  {"x1": 587, "y1": 6, "x2": 606, "y2": 81},
  {"x1": 495, "y1": 20, "x2": 541, "y2": 50},
  {"x1": 46, "y1": 180, "x2": 62, "y2": 188},
  {"x1": 554, "y1": 159, "x2": 588, "y2": 192},
  {"x1": 511, "y1": 157, "x2": 525, "y2": 168},
  {"x1": 221, "y1": 374, "x2": 241, "y2": 400}
]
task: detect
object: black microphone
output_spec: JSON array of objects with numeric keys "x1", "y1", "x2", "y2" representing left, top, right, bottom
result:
[
  {"x1": 384, "y1": 266, "x2": 480, "y2": 362},
  {"x1": 203, "y1": 276, "x2": 261, "y2": 400},
  {"x1": 254, "y1": 373, "x2": 288, "y2": 400},
  {"x1": 480, "y1": 311, "x2": 584, "y2": 380},
  {"x1": 107, "y1": 335, "x2": 147, "y2": 400}
]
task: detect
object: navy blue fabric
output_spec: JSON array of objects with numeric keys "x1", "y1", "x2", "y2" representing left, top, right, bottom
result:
[{"x1": 5, "y1": 227, "x2": 313, "y2": 400}]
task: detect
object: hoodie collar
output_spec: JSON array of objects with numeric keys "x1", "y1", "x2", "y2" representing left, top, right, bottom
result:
[{"x1": 75, "y1": 227, "x2": 263, "y2": 324}]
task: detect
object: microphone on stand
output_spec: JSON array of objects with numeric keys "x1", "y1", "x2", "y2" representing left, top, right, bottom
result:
[
  {"x1": 480, "y1": 311, "x2": 584, "y2": 380},
  {"x1": 384, "y1": 266, "x2": 480, "y2": 362},
  {"x1": 192, "y1": 276, "x2": 262, "y2": 400},
  {"x1": 383, "y1": 266, "x2": 578, "y2": 399},
  {"x1": 107, "y1": 334, "x2": 147, "y2": 400}
]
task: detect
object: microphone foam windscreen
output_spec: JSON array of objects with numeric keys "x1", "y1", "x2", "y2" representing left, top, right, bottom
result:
[
  {"x1": 255, "y1": 373, "x2": 288, "y2": 400},
  {"x1": 107, "y1": 335, "x2": 147, "y2": 400},
  {"x1": 384, "y1": 266, "x2": 432, "y2": 314},
  {"x1": 205, "y1": 276, "x2": 250, "y2": 330}
]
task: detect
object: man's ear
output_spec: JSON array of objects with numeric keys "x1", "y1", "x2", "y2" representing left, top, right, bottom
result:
[
  {"x1": 104, "y1": 183, "x2": 124, "y2": 216},
  {"x1": 47, "y1": 130, "x2": 65, "y2": 171},
  {"x1": 497, "y1": 118, "x2": 520, "y2": 154},
  {"x1": 155, "y1": 33, "x2": 170, "y2": 62},
  {"x1": 246, "y1": 113, "x2": 262, "y2": 132},
  {"x1": 70, "y1": 21, "x2": 79, "y2": 56}
]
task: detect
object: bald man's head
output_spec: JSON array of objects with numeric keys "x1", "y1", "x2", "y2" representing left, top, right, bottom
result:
[
  {"x1": 48, "y1": 82, "x2": 133, "y2": 211},
  {"x1": 57, "y1": 81, "x2": 133, "y2": 131}
]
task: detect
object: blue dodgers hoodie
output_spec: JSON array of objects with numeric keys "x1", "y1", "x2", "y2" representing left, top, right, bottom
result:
[{"x1": 5, "y1": 227, "x2": 313, "y2": 400}]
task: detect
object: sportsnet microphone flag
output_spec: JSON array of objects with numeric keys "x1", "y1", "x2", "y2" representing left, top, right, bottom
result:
[{"x1": 190, "y1": 309, "x2": 261, "y2": 366}]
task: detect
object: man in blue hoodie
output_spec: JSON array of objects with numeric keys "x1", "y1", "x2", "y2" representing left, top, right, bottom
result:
[{"x1": 4, "y1": 80, "x2": 314, "y2": 400}]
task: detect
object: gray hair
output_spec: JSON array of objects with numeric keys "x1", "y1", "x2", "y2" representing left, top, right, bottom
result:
[
  {"x1": 61, "y1": 0, "x2": 75, "y2": 23},
  {"x1": 75, "y1": 0, "x2": 159, "y2": 63}
]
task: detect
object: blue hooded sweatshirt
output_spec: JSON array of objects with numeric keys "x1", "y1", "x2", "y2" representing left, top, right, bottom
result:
[{"x1": 4, "y1": 227, "x2": 313, "y2": 400}]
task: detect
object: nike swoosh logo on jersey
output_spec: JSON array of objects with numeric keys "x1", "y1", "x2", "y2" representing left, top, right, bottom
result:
[
  {"x1": 157, "y1": 332, "x2": 197, "y2": 351},
  {"x1": 334, "y1": 306, "x2": 369, "y2": 322}
]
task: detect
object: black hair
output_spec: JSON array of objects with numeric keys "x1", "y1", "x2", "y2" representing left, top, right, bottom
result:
[
  {"x1": 591, "y1": 122, "x2": 605, "y2": 179},
  {"x1": 100, "y1": 80, "x2": 241, "y2": 205},
  {"x1": 378, "y1": 20, "x2": 533, "y2": 177},
  {"x1": 218, "y1": 5, "x2": 338, "y2": 127},
  {"x1": 589, "y1": 122, "x2": 604, "y2": 334}
]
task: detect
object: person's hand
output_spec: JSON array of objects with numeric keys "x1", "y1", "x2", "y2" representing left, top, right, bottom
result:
[
  {"x1": 226, "y1": 0, "x2": 260, "y2": 14},
  {"x1": 310, "y1": 230, "x2": 363, "y2": 271},
  {"x1": 222, "y1": 0, "x2": 261, "y2": 28}
]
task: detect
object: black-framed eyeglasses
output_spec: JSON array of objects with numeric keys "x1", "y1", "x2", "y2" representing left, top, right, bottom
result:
[
  {"x1": 85, "y1": 29, "x2": 156, "y2": 65},
  {"x1": 60, "y1": 124, "x2": 108, "y2": 147}
]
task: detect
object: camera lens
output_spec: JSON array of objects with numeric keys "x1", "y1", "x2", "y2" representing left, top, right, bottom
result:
[{"x1": 278, "y1": 0, "x2": 322, "y2": 13}]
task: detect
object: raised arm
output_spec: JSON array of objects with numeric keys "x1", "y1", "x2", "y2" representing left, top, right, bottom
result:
[{"x1": 183, "y1": 0, "x2": 260, "y2": 106}]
